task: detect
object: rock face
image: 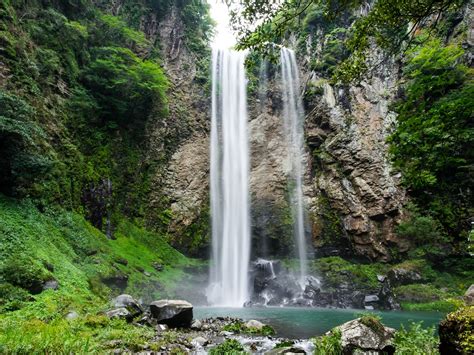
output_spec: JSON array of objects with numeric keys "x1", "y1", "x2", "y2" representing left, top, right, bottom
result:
[
  {"x1": 302, "y1": 55, "x2": 408, "y2": 261},
  {"x1": 336, "y1": 318, "x2": 395, "y2": 354},
  {"x1": 149, "y1": 299, "x2": 193, "y2": 328}
]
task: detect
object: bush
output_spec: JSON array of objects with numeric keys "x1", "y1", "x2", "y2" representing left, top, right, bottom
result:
[
  {"x1": 313, "y1": 329, "x2": 342, "y2": 355},
  {"x1": 209, "y1": 339, "x2": 246, "y2": 354},
  {"x1": 393, "y1": 322, "x2": 439, "y2": 355},
  {"x1": 0, "y1": 254, "x2": 51, "y2": 294}
]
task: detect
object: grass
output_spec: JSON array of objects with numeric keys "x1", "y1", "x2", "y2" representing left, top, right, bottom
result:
[{"x1": 0, "y1": 194, "x2": 195, "y2": 352}]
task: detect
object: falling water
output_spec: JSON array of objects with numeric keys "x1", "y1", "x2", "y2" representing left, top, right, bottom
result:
[
  {"x1": 207, "y1": 48, "x2": 251, "y2": 307},
  {"x1": 280, "y1": 48, "x2": 308, "y2": 283}
]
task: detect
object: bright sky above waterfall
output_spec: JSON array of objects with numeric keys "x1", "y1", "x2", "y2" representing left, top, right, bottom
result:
[{"x1": 208, "y1": 1, "x2": 236, "y2": 48}]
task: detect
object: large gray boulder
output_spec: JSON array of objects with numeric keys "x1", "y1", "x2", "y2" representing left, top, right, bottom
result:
[
  {"x1": 386, "y1": 268, "x2": 422, "y2": 286},
  {"x1": 149, "y1": 299, "x2": 193, "y2": 328},
  {"x1": 336, "y1": 318, "x2": 395, "y2": 354},
  {"x1": 112, "y1": 294, "x2": 142, "y2": 317}
]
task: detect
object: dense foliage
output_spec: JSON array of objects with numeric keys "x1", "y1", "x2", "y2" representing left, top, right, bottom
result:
[
  {"x1": 230, "y1": 0, "x2": 466, "y2": 82},
  {"x1": 389, "y1": 38, "x2": 473, "y2": 245}
]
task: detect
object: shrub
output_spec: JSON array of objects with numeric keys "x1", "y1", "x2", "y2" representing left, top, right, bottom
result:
[
  {"x1": 313, "y1": 329, "x2": 342, "y2": 355},
  {"x1": 209, "y1": 339, "x2": 246, "y2": 354},
  {"x1": 0, "y1": 254, "x2": 51, "y2": 294},
  {"x1": 393, "y1": 322, "x2": 439, "y2": 355}
]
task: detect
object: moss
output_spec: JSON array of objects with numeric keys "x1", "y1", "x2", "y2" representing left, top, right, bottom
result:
[
  {"x1": 311, "y1": 256, "x2": 389, "y2": 290},
  {"x1": 222, "y1": 320, "x2": 276, "y2": 336},
  {"x1": 439, "y1": 306, "x2": 474, "y2": 354},
  {"x1": 358, "y1": 314, "x2": 385, "y2": 336}
]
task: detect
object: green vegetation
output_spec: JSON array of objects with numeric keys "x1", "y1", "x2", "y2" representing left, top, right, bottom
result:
[
  {"x1": 358, "y1": 314, "x2": 385, "y2": 335},
  {"x1": 209, "y1": 339, "x2": 246, "y2": 354},
  {"x1": 439, "y1": 306, "x2": 474, "y2": 354},
  {"x1": 389, "y1": 38, "x2": 473, "y2": 249},
  {"x1": 0, "y1": 194, "x2": 194, "y2": 352},
  {"x1": 312, "y1": 328, "x2": 342, "y2": 355},
  {"x1": 394, "y1": 322, "x2": 439, "y2": 355},
  {"x1": 311, "y1": 257, "x2": 389, "y2": 290}
]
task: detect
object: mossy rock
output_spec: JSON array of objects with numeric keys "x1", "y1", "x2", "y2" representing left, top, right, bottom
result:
[{"x1": 439, "y1": 306, "x2": 474, "y2": 354}]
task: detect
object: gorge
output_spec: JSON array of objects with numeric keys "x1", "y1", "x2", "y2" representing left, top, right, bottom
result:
[{"x1": 0, "y1": 0, "x2": 472, "y2": 353}]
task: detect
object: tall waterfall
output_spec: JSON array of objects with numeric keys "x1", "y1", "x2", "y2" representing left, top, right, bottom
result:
[
  {"x1": 280, "y1": 48, "x2": 308, "y2": 283},
  {"x1": 207, "y1": 48, "x2": 251, "y2": 307}
]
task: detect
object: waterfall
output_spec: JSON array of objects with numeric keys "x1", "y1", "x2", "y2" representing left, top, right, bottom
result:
[
  {"x1": 280, "y1": 48, "x2": 308, "y2": 283},
  {"x1": 207, "y1": 48, "x2": 251, "y2": 307}
]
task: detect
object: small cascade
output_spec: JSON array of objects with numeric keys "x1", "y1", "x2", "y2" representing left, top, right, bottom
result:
[
  {"x1": 207, "y1": 48, "x2": 251, "y2": 307},
  {"x1": 280, "y1": 47, "x2": 308, "y2": 284}
]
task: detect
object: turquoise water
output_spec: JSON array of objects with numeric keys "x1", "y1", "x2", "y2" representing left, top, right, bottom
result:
[{"x1": 194, "y1": 307, "x2": 444, "y2": 339}]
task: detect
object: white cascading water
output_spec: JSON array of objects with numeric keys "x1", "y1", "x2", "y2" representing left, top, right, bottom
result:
[
  {"x1": 280, "y1": 48, "x2": 308, "y2": 283},
  {"x1": 207, "y1": 48, "x2": 251, "y2": 307}
]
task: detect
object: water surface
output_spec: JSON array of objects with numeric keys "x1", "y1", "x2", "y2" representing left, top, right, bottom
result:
[{"x1": 194, "y1": 307, "x2": 444, "y2": 339}]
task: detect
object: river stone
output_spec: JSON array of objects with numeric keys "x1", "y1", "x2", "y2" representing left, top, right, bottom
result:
[
  {"x1": 112, "y1": 294, "x2": 142, "y2": 317},
  {"x1": 336, "y1": 318, "x2": 395, "y2": 354},
  {"x1": 464, "y1": 284, "x2": 474, "y2": 305},
  {"x1": 245, "y1": 319, "x2": 265, "y2": 330},
  {"x1": 192, "y1": 336, "x2": 208, "y2": 347},
  {"x1": 149, "y1": 300, "x2": 193, "y2": 328},
  {"x1": 191, "y1": 319, "x2": 202, "y2": 329},
  {"x1": 266, "y1": 347, "x2": 306, "y2": 354},
  {"x1": 65, "y1": 311, "x2": 79, "y2": 320}
]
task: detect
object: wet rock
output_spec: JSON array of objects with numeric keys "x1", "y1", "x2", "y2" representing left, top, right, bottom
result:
[
  {"x1": 149, "y1": 299, "x2": 193, "y2": 328},
  {"x1": 112, "y1": 294, "x2": 142, "y2": 317},
  {"x1": 156, "y1": 324, "x2": 169, "y2": 333},
  {"x1": 106, "y1": 307, "x2": 131, "y2": 320},
  {"x1": 336, "y1": 318, "x2": 395, "y2": 354},
  {"x1": 464, "y1": 284, "x2": 474, "y2": 305},
  {"x1": 377, "y1": 275, "x2": 386, "y2": 283},
  {"x1": 42, "y1": 279, "x2": 59, "y2": 291},
  {"x1": 386, "y1": 268, "x2": 422, "y2": 286}
]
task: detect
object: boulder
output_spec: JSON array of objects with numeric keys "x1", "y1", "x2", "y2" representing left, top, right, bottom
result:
[
  {"x1": 266, "y1": 347, "x2": 306, "y2": 354},
  {"x1": 191, "y1": 319, "x2": 202, "y2": 330},
  {"x1": 106, "y1": 307, "x2": 131, "y2": 320},
  {"x1": 245, "y1": 319, "x2": 265, "y2": 330},
  {"x1": 336, "y1": 318, "x2": 395, "y2": 354},
  {"x1": 149, "y1": 299, "x2": 193, "y2": 328},
  {"x1": 364, "y1": 295, "x2": 379, "y2": 303},
  {"x1": 464, "y1": 284, "x2": 474, "y2": 306},
  {"x1": 112, "y1": 294, "x2": 142, "y2": 317},
  {"x1": 386, "y1": 268, "x2": 422, "y2": 286}
]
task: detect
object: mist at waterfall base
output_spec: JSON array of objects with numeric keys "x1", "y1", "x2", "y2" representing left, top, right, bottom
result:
[{"x1": 205, "y1": 47, "x2": 316, "y2": 308}]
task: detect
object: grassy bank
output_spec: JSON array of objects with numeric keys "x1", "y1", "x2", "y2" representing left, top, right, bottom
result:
[{"x1": 0, "y1": 194, "x2": 197, "y2": 352}]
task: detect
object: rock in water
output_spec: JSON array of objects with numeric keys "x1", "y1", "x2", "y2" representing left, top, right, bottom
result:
[
  {"x1": 245, "y1": 319, "x2": 265, "y2": 330},
  {"x1": 112, "y1": 294, "x2": 142, "y2": 317},
  {"x1": 149, "y1": 300, "x2": 193, "y2": 328},
  {"x1": 336, "y1": 318, "x2": 395, "y2": 354}
]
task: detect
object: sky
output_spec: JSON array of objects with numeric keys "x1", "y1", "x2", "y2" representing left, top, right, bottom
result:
[{"x1": 208, "y1": 0, "x2": 236, "y2": 48}]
